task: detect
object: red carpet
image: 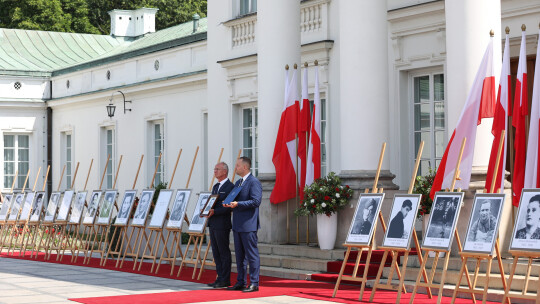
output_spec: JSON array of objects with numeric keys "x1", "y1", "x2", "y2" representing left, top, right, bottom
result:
[{"x1": 0, "y1": 251, "x2": 496, "y2": 304}]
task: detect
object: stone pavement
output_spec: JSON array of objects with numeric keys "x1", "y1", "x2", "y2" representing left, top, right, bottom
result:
[{"x1": 0, "y1": 257, "x2": 340, "y2": 304}]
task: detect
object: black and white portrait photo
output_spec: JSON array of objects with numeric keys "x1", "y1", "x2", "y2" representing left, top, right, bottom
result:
[
  {"x1": 188, "y1": 192, "x2": 211, "y2": 233},
  {"x1": 30, "y1": 192, "x2": 45, "y2": 222},
  {"x1": 132, "y1": 189, "x2": 155, "y2": 226},
  {"x1": 463, "y1": 193, "x2": 504, "y2": 254},
  {"x1": 200, "y1": 195, "x2": 218, "y2": 217},
  {"x1": 0, "y1": 194, "x2": 13, "y2": 220},
  {"x1": 149, "y1": 189, "x2": 174, "y2": 228},
  {"x1": 83, "y1": 191, "x2": 102, "y2": 224},
  {"x1": 8, "y1": 192, "x2": 25, "y2": 221},
  {"x1": 57, "y1": 190, "x2": 75, "y2": 221},
  {"x1": 20, "y1": 192, "x2": 35, "y2": 220},
  {"x1": 166, "y1": 190, "x2": 191, "y2": 229},
  {"x1": 510, "y1": 189, "x2": 540, "y2": 251},
  {"x1": 423, "y1": 192, "x2": 464, "y2": 250},
  {"x1": 115, "y1": 190, "x2": 136, "y2": 226},
  {"x1": 69, "y1": 191, "x2": 87, "y2": 224},
  {"x1": 45, "y1": 192, "x2": 62, "y2": 222},
  {"x1": 346, "y1": 194, "x2": 385, "y2": 245},
  {"x1": 382, "y1": 194, "x2": 421, "y2": 249},
  {"x1": 97, "y1": 190, "x2": 117, "y2": 224}
]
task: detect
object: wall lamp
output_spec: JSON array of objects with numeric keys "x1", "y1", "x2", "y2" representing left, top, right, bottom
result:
[{"x1": 106, "y1": 90, "x2": 132, "y2": 118}]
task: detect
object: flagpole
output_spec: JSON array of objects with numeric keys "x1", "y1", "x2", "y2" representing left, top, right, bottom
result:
[
  {"x1": 294, "y1": 63, "x2": 300, "y2": 245},
  {"x1": 285, "y1": 64, "x2": 290, "y2": 245},
  {"x1": 305, "y1": 61, "x2": 310, "y2": 246}
]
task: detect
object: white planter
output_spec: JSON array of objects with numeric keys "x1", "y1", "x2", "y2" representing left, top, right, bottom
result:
[{"x1": 317, "y1": 213, "x2": 337, "y2": 250}]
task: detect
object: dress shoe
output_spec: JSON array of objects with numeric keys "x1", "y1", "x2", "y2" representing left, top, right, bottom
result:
[
  {"x1": 226, "y1": 283, "x2": 245, "y2": 290},
  {"x1": 213, "y1": 281, "x2": 230, "y2": 288},
  {"x1": 242, "y1": 284, "x2": 259, "y2": 292},
  {"x1": 207, "y1": 281, "x2": 217, "y2": 287}
]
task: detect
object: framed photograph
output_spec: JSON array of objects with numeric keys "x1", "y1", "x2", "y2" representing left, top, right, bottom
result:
[
  {"x1": 188, "y1": 192, "x2": 211, "y2": 233},
  {"x1": 462, "y1": 193, "x2": 505, "y2": 254},
  {"x1": 510, "y1": 189, "x2": 540, "y2": 252},
  {"x1": 56, "y1": 190, "x2": 75, "y2": 222},
  {"x1": 8, "y1": 192, "x2": 26, "y2": 221},
  {"x1": 19, "y1": 192, "x2": 35, "y2": 221},
  {"x1": 114, "y1": 190, "x2": 137, "y2": 226},
  {"x1": 29, "y1": 192, "x2": 45, "y2": 223},
  {"x1": 83, "y1": 191, "x2": 103, "y2": 224},
  {"x1": 131, "y1": 189, "x2": 155, "y2": 227},
  {"x1": 149, "y1": 189, "x2": 174, "y2": 228},
  {"x1": 69, "y1": 191, "x2": 87, "y2": 224},
  {"x1": 166, "y1": 189, "x2": 191, "y2": 229},
  {"x1": 382, "y1": 194, "x2": 422, "y2": 249},
  {"x1": 97, "y1": 190, "x2": 118, "y2": 225},
  {"x1": 44, "y1": 192, "x2": 62, "y2": 222},
  {"x1": 422, "y1": 192, "x2": 464, "y2": 250},
  {"x1": 0, "y1": 193, "x2": 13, "y2": 221},
  {"x1": 345, "y1": 193, "x2": 385, "y2": 245},
  {"x1": 200, "y1": 195, "x2": 219, "y2": 217}
]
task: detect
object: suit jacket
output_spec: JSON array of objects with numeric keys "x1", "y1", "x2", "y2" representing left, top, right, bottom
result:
[
  {"x1": 208, "y1": 179, "x2": 234, "y2": 230},
  {"x1": 387, "y1": 212, "x2": 404, "y2": 239},
  {"x1": 231, "y1": 174, "x2": 262, "y2": 232}
]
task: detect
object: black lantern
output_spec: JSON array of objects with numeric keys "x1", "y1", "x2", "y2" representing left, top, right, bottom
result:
[
  {"x1": 106, "y1": 90, "x2": 131, "y2": 118},
  {"x1": 106, "y1": 100, "x2": 116, "y2": 118}
]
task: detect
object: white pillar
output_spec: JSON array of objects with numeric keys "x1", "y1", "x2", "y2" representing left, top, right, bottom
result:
[
  {"x1": 445, "y1": 0, "x2": 501, "y2": 168},
  {"x1": 339, "y1": 0, "x2": 389, "y2": 171},
  {"x1": 257, "y1": 0, "x2": 301, "y2": 174}
]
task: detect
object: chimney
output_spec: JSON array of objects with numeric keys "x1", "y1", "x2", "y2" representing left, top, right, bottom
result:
[
  {"x1": 192, "y1": 13, "x2": 200, "y2": 33},
  {"x1": 108, "y1": 7, "x2": 159, "y2": 37}
]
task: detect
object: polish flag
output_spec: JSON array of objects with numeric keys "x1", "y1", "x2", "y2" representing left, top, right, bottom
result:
[
  {"x1": 305, "y1": 65, "x2": 321, "y2": 187},
  {"x1": 524, "y1": 29, "x2": 540, "y2": 189},
  {"x1": 298, "y1": 67, "x2": 311, "y2": 199},
  {"x1": 512, "y1": 31, "x2": 529, "y2": 206},
  {"x1": 271, "y1": 69, "x2": 299, "y2": 204},
  {"x1": 485, "y1": 34, "x2": 511, "y2": 194},
  {"x1": 430, "y1": 38, "x2": 496, "y2": 198}
]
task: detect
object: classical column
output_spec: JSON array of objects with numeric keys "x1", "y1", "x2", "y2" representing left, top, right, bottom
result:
[
  {"x1": 257, "y1": 0, "x2": 301, "y2": 174},
  {"x1": 338, "y1": 0, "x2": 389, "y2": 172}
]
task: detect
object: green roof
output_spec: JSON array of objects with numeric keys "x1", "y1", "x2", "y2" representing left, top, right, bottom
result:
[{"x1": 0, "y1": 18, "x2": 207, "y2": 77}]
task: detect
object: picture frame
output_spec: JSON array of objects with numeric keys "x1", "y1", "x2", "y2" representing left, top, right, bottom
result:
[
  {"x1": 200, "y1": 195, "x2": 219, "y2": 217},
  {"x1": 148, "y1": 189, "x2": 175, "y2": 228},
  {"x1": 131, "y1": 189, "x2": 156, "y2": 227},
  {"x1": 381, "y1": 194, "x2": 422, "y2": 249},
  {"x1": 97, "y1": 190, "x2": 118, "y2": 225},
  {"x1": 462, "y1": 193, "x2": 505, "y2": 254},
  {"x1": 44, "y1": 192, "x2": 62, "y2": 222},
  {"x1": 56, "y1": 190, "x2": 75, "y2": 222},
  {"x1": 19, "y1": 192, "x2": 35, "y2": 221},
  {"x1": 69, "y1": 191, "x2": 87, "y2": 224},
  {"x1": 166, "y1": 189, "x2": 191, "y2": 229},
  {"x1": 0, "y1": 193, "x2": 13, "y2": 221},
  {"x1": 83, "y1": 190, "x2": 103, "y2": 224},
  {"x1": 114, "y1": 190, "x2": 137, "y2": 226},
  {"x1": 29, "y1": 192, "x2": 45, "y2": 223},
  {"x1": 345, "y1": 193, "x2": 385, "y2": 245},
  {"x1": 187, "y1": 192, "x2": 211, "y2": 233},
  {"x1": 509, "y1": 189, "x2": 540, "y2": 252},
  {"x1": 422, "y1": 191, "x2": 464, "y2": 251},
  {"x1": 8, "y1": 192, "x2": 26, "y2": 222}
]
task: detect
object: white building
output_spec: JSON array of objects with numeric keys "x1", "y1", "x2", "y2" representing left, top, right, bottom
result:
[{"x1": 1, "y1": 1, "x2": 539, "y2": 249}]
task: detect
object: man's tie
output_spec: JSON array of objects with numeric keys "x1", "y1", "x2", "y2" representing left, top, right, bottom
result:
[
  {"x1": 212, "y1": 183, "x2": 219, "y2": 195},
  {"x1": 239, "y1": 178, "x2": 244, "y2": 186}
]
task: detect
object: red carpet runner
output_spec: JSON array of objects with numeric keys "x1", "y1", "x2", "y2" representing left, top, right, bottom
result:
[{"x1": 0, "y1": 251, "x2": 495, "y2": 304}]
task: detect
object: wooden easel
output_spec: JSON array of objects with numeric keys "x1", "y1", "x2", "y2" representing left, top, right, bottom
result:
[
  {"x1": 502, "y1": 250, "x2": 540, "y2": 303},
  {"x1": 120, "y1": 153, "x2": 163, "y2": 270},
  {"x1": 332, "y1": 143, "x2": 396, "y2": 300},
  {"x1": 3, "y1": 170, "x2": 30, "y2": 252},
  {"x1": 103, "y1": 155, "x2": 143, "y2": 267},
  {"x1": 369, "y1": 141, "x2": 432, "y2": 303},
  {"x1": 409, "y1": 138, "x2": 476, "y2": 304},
  {"x1": 21, "y1": 166, "x2": 50, "y2": 256},
  {"x1": 0, "y1": 169, "x2": 18, "y2": 251},
  {"x1": 135, "y1": 148, "x2": 187, "y2": 272},
  {"x1": 451, "y1": 131, "x2": 509, "y2": 304},
  {"x1": 59, "y1": 160, "x2": 93, "y2": 261}
]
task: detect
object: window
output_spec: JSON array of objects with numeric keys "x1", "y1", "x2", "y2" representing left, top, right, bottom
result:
[
  {"x1": 153, "y1": 122, "x2": 164, "y2": 186},
  {"x1": 100, "y1": 127, "x2": 115, "y2": 189},
  {"x1": 65, "y1": 133, "x2": 72, "y2": 189},
  {"x1": 238, "y1": 0, "x2": 257, "y2": 16},
  {"x1": 412, "y1": 73, "x2": 446, "y2": 176},
  {"x1": 242, "y1": 106, "x2": 258, "y2": 176},
  {"x1": 320, "y1": 99, "x2": 327, "y2": 176},
  {"x1": 3, "y1": 134, "x2": 30, "y2": 189}
]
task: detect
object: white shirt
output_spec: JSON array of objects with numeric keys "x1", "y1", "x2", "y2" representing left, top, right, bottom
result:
[
  {"x1": 240, "y1": 172, "x2": 251, "y2": 185},
  {"x1": 217, "y1": 177, "x2": 229, "y2": 192}
]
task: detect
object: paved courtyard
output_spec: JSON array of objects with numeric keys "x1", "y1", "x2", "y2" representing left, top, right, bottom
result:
[{"x1": 0, "y1": 257, "x2": 339, "y2": 304}]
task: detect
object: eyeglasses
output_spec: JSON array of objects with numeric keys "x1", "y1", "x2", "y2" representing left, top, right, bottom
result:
[{"x1": 214, "y1": 168, "x2": 225, "y2": 171}]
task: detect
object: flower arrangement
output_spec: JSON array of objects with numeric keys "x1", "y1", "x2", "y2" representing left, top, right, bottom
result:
[
  {"x1": 295, "y1": 172, "x2": 354, "y2": 217},
  {"x1": 413, "y1": 168, "x2": 436, "y2": 218}
]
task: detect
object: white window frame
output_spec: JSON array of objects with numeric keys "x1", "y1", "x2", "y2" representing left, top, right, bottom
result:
[
  {"x1": 2, "y1": 133, "x2": 31, "y2": 190},
  {"x1": 145, "y1": 114, "x2": 167, "y2": 188},
  {"x1": 234, "y1": 0, "x2": 257, "y2": 17},
  {"x1": 152, "y1": 121, "x2": 165, "y2": 186},
  {"x1": 61, "y1": 131, "x2": 74, "y2": 190},
  {"x1": 99, "y1": 126, "x2": 116, "y2": 189},
  {"x1": 239, "y1": 104, "x2": 258, "y2": 176}
]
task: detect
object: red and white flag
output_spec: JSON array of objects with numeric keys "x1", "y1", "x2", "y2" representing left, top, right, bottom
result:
[
  {"x1": 305, "y1": 65, "x2": 321, "y2": 187},
  {"x1": 512, "y1": 31, "x2": 529, "y2": 206},
  {"x1": 430, "y1": 38, "x2": 496, "y2": 198},
  {"x1": 298, "y1": 67, "x2": 311, "y2": 198},
  {"x1": 485, "y1": 34, "x2": 511, "y2": 193},
  {"x1": 524, "y1": 30, "x2": 540, "y2": 189},
  {"x1": 271, "y1": 69, "x2": 299, "y2": 204}
]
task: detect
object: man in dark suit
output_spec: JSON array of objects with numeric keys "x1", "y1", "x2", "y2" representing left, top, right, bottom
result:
[
  {"x1": 224, "y1": 157, "x2": 262, "y2": 293},
  {"x1": 387, "y1": 199, "x2": 412, "y2": 239},
  {"x1": 205, "y1": 162, "x2": 234, "y2": 288}
]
